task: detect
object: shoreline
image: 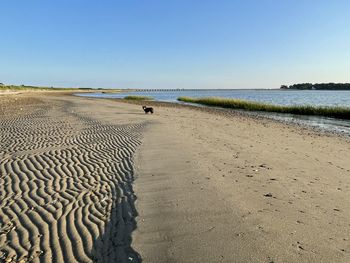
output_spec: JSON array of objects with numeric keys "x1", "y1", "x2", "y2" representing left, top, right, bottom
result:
[
  {"x1": 84, "y1": 96, "x2": 350, "y2": 139},
  {"x1": 74, "y1": 91, "x2": 350, "y2": 138},
  {"x1": 1, "y1": 92, "x2": 350, "y2": 262}
]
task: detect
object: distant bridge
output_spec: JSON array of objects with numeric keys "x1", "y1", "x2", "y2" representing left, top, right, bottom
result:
[{"x1": 131, "y1": 89, "x2": 199, "y2": 92}]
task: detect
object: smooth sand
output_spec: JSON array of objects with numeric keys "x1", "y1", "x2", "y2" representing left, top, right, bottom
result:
[
  {"x1": 1, "y1": 93, "x2": 350, "y2": 262},
  {"x1": 132, "y1": 102, "x2": 350, "y2": 263}
]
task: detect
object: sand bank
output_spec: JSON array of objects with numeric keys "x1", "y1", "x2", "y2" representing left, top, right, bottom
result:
[
  {"x1": 132, "y1": 101, "x2": 350, "y2": 262},
  {"x1": 1, "y1": 93, "x2": 350, "y2": 262}
]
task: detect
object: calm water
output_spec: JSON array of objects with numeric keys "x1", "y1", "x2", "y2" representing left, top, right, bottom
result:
[
  {"x1": 77, "y1": 89, "x2": 350, "y2": 107},
  {"x1": 76, "y1": 89, "x2": 350, "y2": 136}
]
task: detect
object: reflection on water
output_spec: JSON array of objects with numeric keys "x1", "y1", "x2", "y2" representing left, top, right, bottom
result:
[{"x1": 76, "y1": 90, "x2": 350, "y2": 137}]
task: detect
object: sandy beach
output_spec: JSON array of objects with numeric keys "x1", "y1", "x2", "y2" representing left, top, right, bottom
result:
[{"x1": 1, "y1": 93, "x2": 350, "y2": 262}]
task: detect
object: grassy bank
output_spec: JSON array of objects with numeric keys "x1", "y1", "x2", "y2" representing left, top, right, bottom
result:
[
  {"x1": 0, "y1": 84, "x2": 125, "y2": 92},
  {"x1": 0, "y1": 85, "x2": 85, "y2": 92},
  {"x1": 124, "y1": 95, "x2": 154, "y2": 100},
  {"x1": 178, "y1": 96, "x2": 350, "y2": 120}
]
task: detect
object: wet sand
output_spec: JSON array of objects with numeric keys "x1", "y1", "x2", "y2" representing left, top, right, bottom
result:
[{"x1": 1, "y1": 93, "x2": 350, "y2": 262}]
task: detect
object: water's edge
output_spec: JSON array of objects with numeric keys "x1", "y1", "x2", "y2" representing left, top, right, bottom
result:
[{"x1": 75, "y1": 92, "x2": 350, "y2": 137}]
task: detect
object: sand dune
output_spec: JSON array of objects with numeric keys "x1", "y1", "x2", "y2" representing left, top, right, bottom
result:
[{"x1": 0, "y1": 95, "x2": 145, "y2": 262}]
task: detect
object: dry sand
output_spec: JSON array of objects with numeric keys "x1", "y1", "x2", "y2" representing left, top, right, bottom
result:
[
  {"x1": 133, "y1": 102, "x2": 350, "y2": 263},
  {"x1": 0, "y1": 94, "x2": 147, "y2": 262},
  {"x1": 1, "y1": 93, "x2": 350, "y2": 263}
]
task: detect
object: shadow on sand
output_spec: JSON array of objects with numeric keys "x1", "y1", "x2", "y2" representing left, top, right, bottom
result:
[{"x1": 90, "y1": 158, "x2": 142, "y2": 263}]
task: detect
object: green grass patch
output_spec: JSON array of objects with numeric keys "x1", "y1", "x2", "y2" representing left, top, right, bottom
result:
[
  {"x1": 124, "y1": 95, "x2": 154, "y2": 101},
  {"x1": 177, "y1": 96, "x2": 350, "y2": 120}
]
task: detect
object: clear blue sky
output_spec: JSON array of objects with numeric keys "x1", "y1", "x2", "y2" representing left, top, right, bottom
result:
[{"x1": 1, "y1": 0, "x2": 350, "y2": 89}]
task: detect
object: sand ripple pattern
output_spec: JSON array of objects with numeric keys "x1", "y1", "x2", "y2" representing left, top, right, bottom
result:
[{"x1": 0, "y1": 99, "x2": 144, "y2": 262}]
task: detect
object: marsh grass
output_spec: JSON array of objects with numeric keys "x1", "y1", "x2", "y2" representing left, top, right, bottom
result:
[
  {"x1": 124, "y1": 95, "x2": 154, "y2": 101},
  {"x1": 178, "y1": 96, "x2": 350, "y2": 120}
]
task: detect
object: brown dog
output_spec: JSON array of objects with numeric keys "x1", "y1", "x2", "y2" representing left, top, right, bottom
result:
[{"x1": 142, "y1": 106, "x2": 154, "y2": 114}]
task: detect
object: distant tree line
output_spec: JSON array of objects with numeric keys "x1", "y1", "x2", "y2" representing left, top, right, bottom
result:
[{"x1": 280, "y1": 83, "x2": 350, "y2": 90}]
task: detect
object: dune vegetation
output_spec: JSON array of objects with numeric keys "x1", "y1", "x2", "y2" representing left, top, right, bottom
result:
[
  {"x1": 0, "y1": 84, "x2": 126, "y2": 93},
  {"x1": 177, "y1": 96, "x2": 350, "y2": 120},
  {"x1": 124, "y1": 95, "x2": 154, "y2": 101},
  {"x1": 0, "y1": 84, "x2": 87, "y2": 92}
]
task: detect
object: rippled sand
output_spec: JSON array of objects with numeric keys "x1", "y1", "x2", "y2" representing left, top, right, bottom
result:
[{"x1": 0, "y1": 94, "x2": 145, "y2": 262}]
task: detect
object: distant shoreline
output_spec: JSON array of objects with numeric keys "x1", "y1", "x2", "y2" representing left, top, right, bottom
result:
[
  {"x1": 3, "y1": 82, "x2": 350, "y2": 92},
  {"x1": 281, "y1": 83, "x2": 350, "y2": 90}
]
